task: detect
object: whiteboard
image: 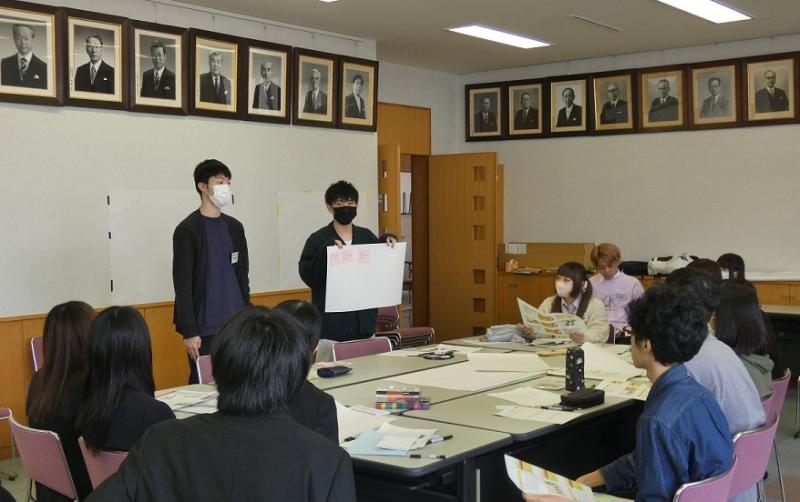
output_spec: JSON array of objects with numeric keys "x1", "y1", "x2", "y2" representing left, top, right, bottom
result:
[{"x1": 278, "y1": 191, "x2": 329, "y2": 289}]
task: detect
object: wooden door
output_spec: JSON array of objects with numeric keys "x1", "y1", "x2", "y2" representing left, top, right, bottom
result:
[
  {"x1": 377, "y1": 145, "x2": 401, "y2": 237},
  {"x1": 429, "y1": 152, "x2": 498, "y2": 340}
]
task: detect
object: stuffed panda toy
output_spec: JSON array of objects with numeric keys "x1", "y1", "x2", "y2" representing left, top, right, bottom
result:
[{"x1": 647, "y1": 254, "x2": 697, "y2": 275}]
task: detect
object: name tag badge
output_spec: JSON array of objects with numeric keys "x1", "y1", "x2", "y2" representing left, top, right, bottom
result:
[{"x1": 231, "y1": 251, "x2": 239, "y2": 265}]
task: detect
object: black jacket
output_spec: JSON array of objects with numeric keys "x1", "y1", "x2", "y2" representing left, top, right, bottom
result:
[
  {"x1": 299, "y1": 223, "x2": 384, "y2": 341},
  {"x1": 289, "y1": 382, "x2": 338, "y2": 443},
  {"x1": 86, "y1": 413, "x2": 355, "y2": 502},
  {"x1": 99, "y1": 388, "x2": 176, "y2": 452},
  {"x1": 74, "y1": 61, "x2": 115, "y2": 94},
  {"x1": 172, "y1": 210, "x2": 250, "y2": 339}
]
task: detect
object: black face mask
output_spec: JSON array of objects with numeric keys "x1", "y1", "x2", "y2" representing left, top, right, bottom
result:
[{"x1": 333, "y1": 206, "x2": 357, "y2": 225}]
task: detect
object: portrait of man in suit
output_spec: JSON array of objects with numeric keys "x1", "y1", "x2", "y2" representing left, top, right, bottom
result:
[
  {"x1": 475, "y1": 96, "x2": 497, "y2": 132},
  {"x1": 1, "y1": 23, "x2": 47, "y2": 89},
  {"x1": 74, "y1": 34, "x2": 114, "y2": 94},
  {"x1": 140, "y1": 40, "x2": 175, "y2": 99},
  {"x1": 303, "y1": 67, "x2": 327, "y2": 114},
  {"x1": 513, "y1": 91, "x2": 538, "y2": 130},
  {"x1": 699, "y1": 77, "x2": 729, "y2": 118},
  {"x1": 600, "y1": 82, "x2": 628, "y2": 124},
  {"x1": 648, "y1": 78, "x2": 679, "y2": 122},
  {"x1": 344, "y1": 74, "x2": 366, "y2": 119},
  {"x1": 199, "y1": 51, "x2": 230, "y2": 105},
  {"x1": 754, "y1": 69, "x2": 789, "y2": 113},
  {"x1": 556, "y1": 87, "x2": 582, "y2": 127},
  {"x1": 252, "y1": 60, "x2": 280, "y2": 110}
]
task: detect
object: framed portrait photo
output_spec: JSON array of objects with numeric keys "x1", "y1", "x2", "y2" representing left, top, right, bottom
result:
[
  {"x1": 0, "y1": 0, "x2": 62, "y2": 106},
  {"x1": 242, "y1": 38, "x2": 291, "y2": 124},
  {"x1": 689, "y1": 61, "x2": 739, "y2": 129},
  {"x1": 189, "y1": 29, "x2": 238, "y2": 118},
  {"x1": 744, "y1": 55, "x2": 798, "y2": 125},
  {"x1": 128, "y1": 20, "x2": 186, "y2": 114},
  {"x1": 549, "y1": 77, "x2": 590, "y2": 135},
  {"x1": 466, "y1": 83, "x2": 504, "y2": 141},
  {"x1": 507, "y1": 80, "x2": 543, "y2": 138},
  {"x1": 293, "y1": 48, "x2": 337, "y2": 128},
  {"x1": 639, "y1": 66, "x2": 686, "y2": 131},
  {"x1": 338, "y1": 56, "x2": 378, "y2": 131},
  {"x1": 65, "y1": 9, "x2": 126, "y2": 109},
  {"x1": 593, "y1": 73, "x2": 635, "y2": 133}
]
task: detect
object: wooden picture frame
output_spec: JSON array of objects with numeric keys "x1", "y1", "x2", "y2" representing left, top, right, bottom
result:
[
  {"x1": 506, "y1": 79, "x2": 544, "y2": 139},
  {"x1": 592, "y1": 72, "x2": 636, "y2": 134},
  {"x1": 466, "y1": 82, "x2": 504, "y2": 141},
  {"x1": 189, "y1": 29, "x2": 239, "y2": 119},
  {"x1": 638, "y1": 66, "x2": 687, "y2": 132},
  {"x1": 292, "y1": 48, "x2": 337, "y2": 128},
  {"x1": 744, "y1": 53, "x2": 798, "y2": 126},
  {"x1": 688, "y1": 60, "x2": 740, "y2": 129},
  {"x1": 0, "y1": 0, "x2": 63, "y2": 106},
  {"x1": 549, "y1": 76, "x2": 591, "y2": 136},
  {"x1": 241, "y1": 38, "x2": 291, "y2": 124},
  {"x1": 337, "y1": 56, "x2": 378, "y2": 131},
  {"x1": 64, "y1": 8, "x2": 127, "y2": 109},
  {"x1": 128, "y1": 20, "x2": 186, "y2": 115}
]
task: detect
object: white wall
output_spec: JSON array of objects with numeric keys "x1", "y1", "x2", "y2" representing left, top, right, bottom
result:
[
  {"x1": 0, "y1": 0, "x2": 378, "y2": 316},
  {"x1": 458, "y1": 34, "x2": 800, "y2": 271}
]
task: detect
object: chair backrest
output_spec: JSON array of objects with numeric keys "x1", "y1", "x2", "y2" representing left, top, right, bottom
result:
[
  {"x1": 376, "y1": 306, "x2": 400, "y2": 330},
  {"x1": 31, "y1": 336, "x2": 44, "y2": 372},
  {"x1": 196, "y1": 355, "x2": 214, "y2": 385},
  {"x1": 673, "y1": 455, "x2": 738, "y2": 502},
  {"x1": 78, "y1": 437, "x2": 128, "y2": 488},
  {"x1": 332, "y1": 337, "x2": 393, "y2": 361},
  {"x1": 729, "y1": 416, "x2": 780, "y2": 498},
  {"x1": 5, "y1": 408, "x2": 77, "y2": 500},
  {"x1": 767, "y1": 368, "x2": 791, "y2": 422}
]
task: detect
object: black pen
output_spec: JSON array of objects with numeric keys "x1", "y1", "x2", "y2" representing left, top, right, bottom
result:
[
  {"x1": 426, "y1": 434, "x2": 453, "y2": 445},
  {"x1": 540, "y1": 404, "x2": 577, "y2": 412},
  {"x1": 410, "y1": 454, "x2": 446, "y2": 459}
]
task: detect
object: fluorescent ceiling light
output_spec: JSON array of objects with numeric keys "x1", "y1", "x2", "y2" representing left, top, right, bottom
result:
[
  {"x1": 656, "y1": 0, "x2": 751, "y2": 23},
  {"x1": 318, "y1": 0, "x2": 339, "y2": 3},
  {"x1": 448, "y1": 25, "x2": 550, "y2": 49}
]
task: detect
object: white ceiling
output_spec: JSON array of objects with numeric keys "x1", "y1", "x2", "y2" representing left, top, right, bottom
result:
[{"x1": 183, "y1": 0, "x2": 800, "y2": 74}]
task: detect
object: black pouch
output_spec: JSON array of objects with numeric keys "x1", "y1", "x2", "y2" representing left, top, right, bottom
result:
[
  {"x1": 317, "y1": 366, "x2": 353, "y2": 378},
  {"x1": 561, "y1": 388, "x2": 605, "y2": 408}
]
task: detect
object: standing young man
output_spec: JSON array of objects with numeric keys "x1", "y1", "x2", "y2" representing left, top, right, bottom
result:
[
  {"x1": 173, "y1": 159, "x2": 249, "y2": 383},
  {"x1": 299, "y1": 181, "x2": 395, "y2": 360}
]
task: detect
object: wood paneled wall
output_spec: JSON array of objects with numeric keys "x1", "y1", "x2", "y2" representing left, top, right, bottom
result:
[{"x1": 0, "y1": 288, "x2": 310, "y2": 458}]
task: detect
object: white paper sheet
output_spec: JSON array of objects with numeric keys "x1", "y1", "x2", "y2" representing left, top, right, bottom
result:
[
  {"x1": 582, "y1": 342, "x2": 644, "y2": 380},
  {"x1": 518, "y1": 298, "x2": 587, "y2": 338},
  {"x1": 377, "y1": 422, "x2": 437, "y2": 449},
  {"x1": 390, "y1": 363, "x2": 540, "y2": 392},
  {"x1": 156, "y1": 390, "x2": 217, "y2": 411},
  {"x1": 488, "y1": 387, "x2": 562, "y2": 407},
  {"x1": 505, "y1": 455, "x2": 596, "y2": 501},
  {"x1": 376, "y1": 435, "x2": 418, "y2": 452},
  {"x1": 467, "y1": 353, "x2": 552, "y2": 373},
  {"x1": 336, "y1": 402, "x2": 397, "y2": 444},
  {"x1": 595, "y1": 379, "x2": 651, "y2": 401},
  {"x1": 494, "y1": 405, "x2": 578, "y2": 425},
  {"x1": 325, "y1": 242, "x2": 407, "y2": 312}
]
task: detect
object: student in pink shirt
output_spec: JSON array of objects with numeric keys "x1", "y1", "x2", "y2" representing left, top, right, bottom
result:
[{"x1": 589, "y1": 243, "x2": 644, "y2": 336}]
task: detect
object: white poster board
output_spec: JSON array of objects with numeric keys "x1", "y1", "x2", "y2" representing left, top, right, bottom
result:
[
  {"x1": 277, "y1": 191, "x2": 329, "y2": 289},
  {"x1": 325, "y1": 242, "x2": 406, "y2": 312}
]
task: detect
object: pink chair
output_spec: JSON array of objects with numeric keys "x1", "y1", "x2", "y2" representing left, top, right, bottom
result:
[
  {"x1": 78, "y1": 437, "x2": 127, "y2": 488},
  {"x1": 672, "y1": 456, "x2": 738, "y2": 502},
  {"x1": 374, "y1": 305, "x2": 436, "y2": 349},
  {"x1": 31, "y1": 336, "x2": 44, "y2": 372},
  {"x1": 332, "y1": 337, "x2": 392, "y2": 361},
  {"x1": 195, "y1": 355, "x2": 214, "y2": 384},
  {"x1": 765, "y1": 369, "x2": 790, "y2": 502},
  {"x1": 729, "y1": 417, "x2": 780, "y2": 500},
  {"x1": 376, "y1": 306, "x2": 401, "y2": 331},
  {"x1": 2, "y1": 407, "x2": 78, "y2": 501}
]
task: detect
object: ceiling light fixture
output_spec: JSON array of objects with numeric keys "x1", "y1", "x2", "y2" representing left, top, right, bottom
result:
[
  {"x1": 448, "y1": 25, "x2": 550, "y2": 49},
  {"x1": 569, "y1": 15, "x2": 621, "y2": 32},
  {"x1": 656, "y1": 0, "x2": 751, "y2": 24},
  {"x1": 318, "y1": 0, "x2": 340, "y2": 3}
]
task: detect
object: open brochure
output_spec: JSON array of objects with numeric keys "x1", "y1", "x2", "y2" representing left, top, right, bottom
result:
[
  {"x1": 518, "y1": 298, "x2": 587, "y2": 338},
  {"x1": 505, "y1": 455, "x2": 595, "y2": 501}
]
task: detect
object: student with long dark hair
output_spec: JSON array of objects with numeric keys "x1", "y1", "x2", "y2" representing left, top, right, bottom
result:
[
  {"x1": 26, "y1": 301, "x2": 95, "y2": 501},
  {"x1": 77, "y1": 306, "x2": 174, "y2": 452},
  {"x1": 529, "y1": 262, "x2": 610, "y2": 343},
  {"x1": 276, "y1": 300, "x2": 338, "y2": 442},
  {"x1": 717, "y1": 280, "x2": 785, "y2": 397},
  {"x1": 717, "y1": 253, "x2": 745, "y2": 280},
  {"x1": 89, "y1": 306, "x2": 355, "y2": 501}
]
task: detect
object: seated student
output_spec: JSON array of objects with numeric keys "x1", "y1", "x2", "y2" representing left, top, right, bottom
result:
[
  {"x1": 77, "y1": 307, "x2": 175, "y2": 452},
  {"x1": 276, "y1": 299, "x2": 339, "y2": 443},
  {"x1": 524, "y1": 286, "x2": 733, "y2": 502},
  {"x1": 26, "y1": 301, "x2": 95, "y2": 502},
  {"x1": 88, "y1": 307, "x2": 356, "y2": 502},
  {"x1": 717, "y1": 280, "x2": 785, "y2": 398},
  {"x1": 717, "y1": 252, "x2": 746, "y2": 280},
  {"x1": 686, "y1": 258, "x2": 723, "y2": 281},
  {"x1": 589, "y1": 243, "x2": 644, "y2": 335},
  {"x1": 526, "y1": 262, "x2": 610, "y2": 343}
]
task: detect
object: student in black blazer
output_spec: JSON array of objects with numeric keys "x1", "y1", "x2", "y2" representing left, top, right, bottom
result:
[
  {"x1": 73, "y1": 35, "x2": 115, "y2": 94},
  {"x1": 77, "y1": 307, "x2": 174, "y2": 453},
  {"x1": 88, "y1": 307, "x2": 355, "y2": 502},
  {"x1": 277, "y1": 300, "x2": 339, "y2": 442},
  {"x1": 26, "y1": 301, "x2": 95, "y2": 502}
]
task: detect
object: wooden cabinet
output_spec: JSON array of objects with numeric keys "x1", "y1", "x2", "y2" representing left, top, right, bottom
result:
[
  {"x1": 752, "y1": 282, "x2": 800, "y2": 305},
  {"x1": 496, "y1": 273, "x2": 555, "y2": 324}
]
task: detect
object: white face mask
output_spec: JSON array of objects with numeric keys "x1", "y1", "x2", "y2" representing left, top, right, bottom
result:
[
  {"x1": 555, "y1": 280, "x2": 573, "y2": 299},
  {"x1": 720, "y1": 269, "x2": 730, "y2": 280},
  {"x1": 210, "y1": 184, "x2": 232, "y2": 208}
]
